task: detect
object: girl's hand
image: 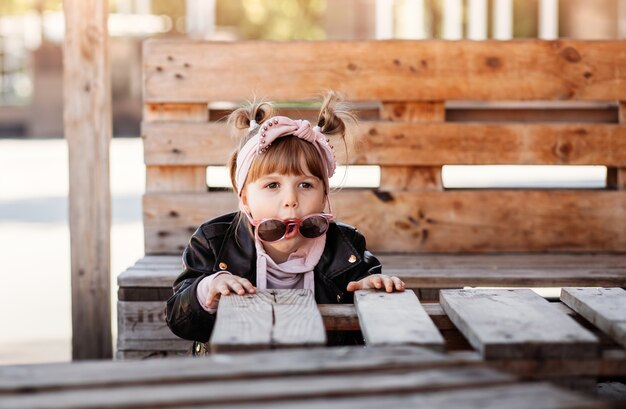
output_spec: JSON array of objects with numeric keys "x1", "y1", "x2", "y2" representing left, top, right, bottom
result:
[
  {"x1": 346, "y1": 274, "x2": 405, "y2": 293},
  {"x1": 206, "y1": 274, "x2": 256, "y2": 309}
]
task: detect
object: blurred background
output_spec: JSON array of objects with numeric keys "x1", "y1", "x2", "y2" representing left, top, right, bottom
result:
[
  {"x1": 1, "y1": 0, "x2": 625, "y2": 138},
  {"x1": 0, "y1": 0, "x2": 624, "y2": 364}
]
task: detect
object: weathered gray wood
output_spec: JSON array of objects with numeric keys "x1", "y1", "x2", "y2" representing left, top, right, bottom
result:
[
  {"x1": 115, "y1": 301, "x2": 453, "y2": 355},
  {"x1": 449, "y1": 350, "x2": 626, "y2": 379},
  {"x1": 440, "y1": 289, "x2": 599, "y2": 359},
  {"x1": 64, "y1": 0, "x2": 112, "y2": 360},
  {"x1": 272, "y1": 290, "x2": 326, "y2": 348},
  {"x1": 0, "y1": 346, "x2": 456, "y2": 393},
  {"x1": 116, "y1": 301, "x2": 171, "y2": 342},
  {"x1": 597, "y1": 382, "x2": 626, "y2": 402},
  {"x1": 218, "y1": 383, "x2": 610, "y2": 409},
  {"x1": 114, "y1": 301, "x2": 455, "y2": 356},
  {"x1": 210, "y1": 290, "x2": 326, "y2": 352},
  {"x1": 118, "y1": 267, "x2": 179, "y2": 287},
  {"x1": 115, "y1": 349, "x2": 188, "y2": 360},
  {"x1": 209, "y1": 290, "x2": 274, "y2": 352},
  {"x1": 0, "y1": 366, "x2": 515, "y2": 409},
  {"x1": 116, "y1": 338, "x2": 189, "y2": 351},
  {"x1": 117, "y1": 253, "x2": 626, "y2": 288},
  {"x1": 119, "y1": 348, "x2": 626, "y2": 378},
  {"x1": 561, "y1": 287, "x2": 626, "y2": 348},
  {"x1": 115, "y1": 300, "x2": 594, "y2": 359},
  {"x1": 130, "y1": 252, "x2": 626, "y2": 270},
  {"x1": 354, "y1": 290, "x2": 444, "y2": 350}
]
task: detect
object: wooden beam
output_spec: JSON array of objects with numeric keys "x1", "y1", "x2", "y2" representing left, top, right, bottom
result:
[
  {"x1": 63, "y1": 0, "x2": 112, "y2": 359},
  {"x1": 142, "y1": 121, "x2": 626, "y2": 166},
  {"x1": 143, "y1": 40, "x2": 626, "y2": 102},
  {"x1": 609, "y1": 101, "x2": 626, "y2": 190},
  {"x1": 143, "y1": 190, "x2": 626, "y2": 254}
]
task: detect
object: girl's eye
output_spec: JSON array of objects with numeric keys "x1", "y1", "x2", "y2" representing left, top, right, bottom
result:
[
  {"x1": 265, "y1": 182, "x2": 279, "y2": 189},
  {"x1": 299, "y1": 182, "x2": 314, "y2": 189}
]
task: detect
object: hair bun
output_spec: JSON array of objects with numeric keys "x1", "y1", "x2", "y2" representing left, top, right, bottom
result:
[
  {"x1": 317, "y1": 90, "x2": 356, "y2": 137},
  {"x1": 228, "y1": 101, "x2": 275, "y2": 131}
]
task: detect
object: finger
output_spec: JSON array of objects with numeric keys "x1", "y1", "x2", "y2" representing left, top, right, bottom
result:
[
  {"x1": 391, "y1": 277, "x2": 405, "y2": 292},
  {"x1": 382, "y1": 276, "x2": 394, "y2": 292},
  {"x1": 371, "y1": 275, "x2": 383, "y2": 289},
  {"x1": 206, "y1": 291, "x2": 220, "y2": 307},
  {"x1": 238, "y1": 278, "x2": 256, "y2": 293},
  {"x1": 206, "y1": 285, "x2": 219, "y2": 302},
  {"x1": 209, "y1": 293, "x2": 221, "y2": 307},
  {"x1": 227, "y1": 281, "x2": 246, "y2": 295},
  {"x1": 217, "y1": 283, "x2": 231, "y2": 296},
  {"x1": 346, "y1": 281, "x2": 361, "y2": 292}
]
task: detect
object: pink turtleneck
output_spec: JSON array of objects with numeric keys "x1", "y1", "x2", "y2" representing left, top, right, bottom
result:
[{"x1": 196, "y1": 235, "x2": 326, "y2": 313}]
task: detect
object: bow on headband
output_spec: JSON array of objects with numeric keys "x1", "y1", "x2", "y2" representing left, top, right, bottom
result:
[{"x1": 235, "y1": 116, "x2": 336, "y2": 195}]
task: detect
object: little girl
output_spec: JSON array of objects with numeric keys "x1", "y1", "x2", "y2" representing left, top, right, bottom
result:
[{"x1": 166, "y1": 92, "x2": 405, "y2": 346}]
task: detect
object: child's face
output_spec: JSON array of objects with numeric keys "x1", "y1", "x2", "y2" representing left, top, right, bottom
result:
[{"x1": 242, "y1": 168, "x2": 326, "y2": 250}]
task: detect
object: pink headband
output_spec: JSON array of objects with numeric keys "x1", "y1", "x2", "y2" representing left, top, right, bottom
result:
[{"x1": 235, "y1": 116, "x2": 336, "y2": 196}]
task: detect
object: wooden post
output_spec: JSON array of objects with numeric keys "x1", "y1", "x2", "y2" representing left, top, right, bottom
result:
[
  {"x1": 63, "y1": 0, "x2": 112, "y2": 359},
  {"x1": 608, "y1": 101, "x2": 626, "y2": 190}
]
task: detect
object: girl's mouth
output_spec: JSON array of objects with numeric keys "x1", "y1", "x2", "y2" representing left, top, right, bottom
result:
[{"x1": 283, "y1": 223, "x2": 298, "y2": 239}]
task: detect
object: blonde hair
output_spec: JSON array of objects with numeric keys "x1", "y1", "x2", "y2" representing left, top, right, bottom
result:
[{"x1": 227, "y1": 91, "x2": 357, "y2": 196}]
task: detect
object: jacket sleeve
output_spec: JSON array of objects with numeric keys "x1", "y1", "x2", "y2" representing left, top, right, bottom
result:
[
  {"x1": 352, "y1": 229, "x2": 383, "y2": 279},
  {"x1": 165, "y1": 226, "x2": 221, "y2": 342},
  {"x1": 334, "y1": 228, "x2": 383, "y2": 305}
]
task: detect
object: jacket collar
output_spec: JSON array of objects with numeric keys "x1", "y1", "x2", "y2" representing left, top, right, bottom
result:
[{"x1": 213, "y1": 212, "x2": 360, "y2": 284}]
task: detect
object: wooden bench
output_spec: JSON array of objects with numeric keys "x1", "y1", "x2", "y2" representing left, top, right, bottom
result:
[{"x1": 117, "y1": 39, "x2": 626, "y2": 359}]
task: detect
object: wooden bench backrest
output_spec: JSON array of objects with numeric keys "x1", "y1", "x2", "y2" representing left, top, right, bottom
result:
[{"x1": 142, "y1": 40, "x2": 626, "y2": 255}]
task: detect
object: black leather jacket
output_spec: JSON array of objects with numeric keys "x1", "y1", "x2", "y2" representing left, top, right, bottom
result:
[{"x1": 166, "y1": 212, "x2": 382, "y2": 343}]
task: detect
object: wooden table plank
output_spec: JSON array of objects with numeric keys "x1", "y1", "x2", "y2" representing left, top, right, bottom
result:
[
  {"x1": 354, "y1": 290, "x2": 444, "y2": 350},
  {"x1": 0, "y1": 346, "x2": 458, "y2": 394},
  {"x1": 561, "y1": 287, "x2": 626, "y2": 348},
  {"x1": 117, "y1": 253, "x2": 626, "y2": 289},
  {"x1": 129, "y1": 254, "x2": 626, "y2": 270},
  {"x1": 0, "y1": 366, "x2": 515, "y2": 409},
  {"x1": 449, "y1": 350, "x2": 626, "y2": 378},
  {"x1": 272, "y1": 290, "x2": 326, "y2": 348},
  {"x1": 189, "y1": 383, "x2": 610, "y2": 409},
  {"x1": 209, "y1": 290, "x2": 325, "y2": 352},
  {"x1": 440, "y1": 289, "x2": 600, "y2": 359},
  {"x1": 208, "y1": 290, "x2": 274, "y2": 352}
]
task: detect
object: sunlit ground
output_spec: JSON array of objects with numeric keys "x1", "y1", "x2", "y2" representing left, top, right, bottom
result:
[{"x1": 0, "y1": 138, "x2": 603, "y2": 364}]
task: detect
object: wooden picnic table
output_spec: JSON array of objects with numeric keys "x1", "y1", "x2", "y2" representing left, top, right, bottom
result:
[
  {"x1": 0, "y1": 346, "x2": 617, "y2": 409},
  {"x1": 2, "y1": 288, "x2": 624, "y2": 408},
  {"x1": 200, "y1": 288, "x2": 626, "y2": 381}
]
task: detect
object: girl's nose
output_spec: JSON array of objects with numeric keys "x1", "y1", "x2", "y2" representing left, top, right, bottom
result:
[
  {"x1": 283, "y1": 198, "x2": 298, "y2": 208},
  {"x1": 283, "y1": 189, "x2": 298, "y2": 208}
]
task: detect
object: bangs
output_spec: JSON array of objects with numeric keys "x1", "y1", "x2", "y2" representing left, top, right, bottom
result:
[{"x1": 246, "y1": 136, "x2": 327, "y2": 186}]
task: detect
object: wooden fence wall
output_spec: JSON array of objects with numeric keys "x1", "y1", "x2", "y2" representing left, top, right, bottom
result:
[{"x1": 141, "y1": 40, "x2": 626, "y2": 254}]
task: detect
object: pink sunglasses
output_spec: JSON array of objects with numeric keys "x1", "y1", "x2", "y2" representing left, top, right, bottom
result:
[{"x1": 248, "y1": 213, "x2": 334, "y2": 242}]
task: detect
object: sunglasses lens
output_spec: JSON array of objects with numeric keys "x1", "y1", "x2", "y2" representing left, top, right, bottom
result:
[
  {"x1": 299, "y1": 215, "x2": 329, "y2": 238},
  {"x1": 257, "y1": 219, "x2": 287, "y2": 242}
]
